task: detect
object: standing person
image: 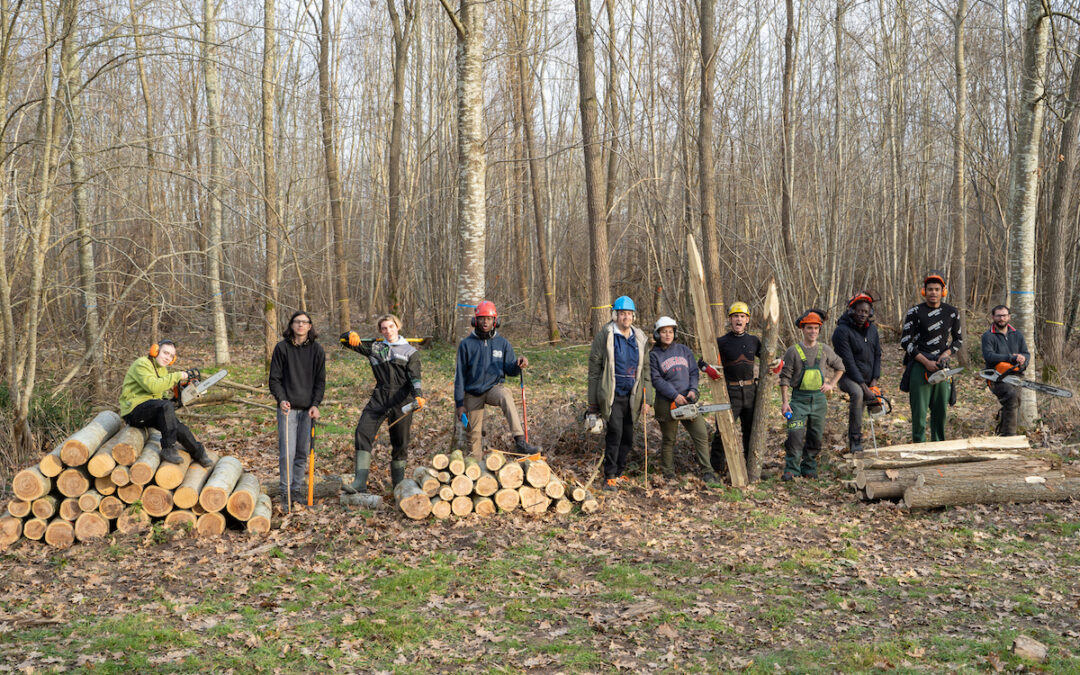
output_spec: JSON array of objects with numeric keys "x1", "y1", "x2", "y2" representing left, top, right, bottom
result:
[
  {"x1": 454, "y1": 301, "x2": 540, "y2": 458},
  {"x1": 831, "y1": 292, "x2": 882, "y2": 453},
  {"x1": 778, "y1": 310, "x2": 844, "y2": 480},
  {"x1": 649, "y1": 316, "x2": 716, "y2": 483},
  {"x1": 900, "y1": 272, "x2": 963, "y2": 442},
  {"x1": 119, "y1": 340, "x2": 214, "y2": 467},
  {"x1": 705, "y1": 302, "x2": 761, "y2": 474},
  {"x1": 269, "y1": 311, "x2": 325, "y2": 511},
  {"x1": 587, "y1": 296, "x2": 652, "y2": 491},
  {"x1": 340, "y1": 314, "x2": 423, "y2": 493},
  {"x1": 981, "y1": 305, "x2": 1030, "y2": 436}
]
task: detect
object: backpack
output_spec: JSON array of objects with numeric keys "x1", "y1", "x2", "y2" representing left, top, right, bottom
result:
[{"x1": 794, "y1": 344, "x2": 824, "y2": 391}]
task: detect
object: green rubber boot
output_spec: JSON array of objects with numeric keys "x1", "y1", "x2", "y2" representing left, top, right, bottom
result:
[
  {"x1": 390, "y1": 460, "x2": 407, "y2": 488},
  {"x1": 343, "y1": 450, "x2": 371, "y2": 494}
]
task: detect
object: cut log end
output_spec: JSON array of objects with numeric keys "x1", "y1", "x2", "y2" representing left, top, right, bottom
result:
[
  {"x1": 196, "y1": 512, "x2": 226, "y2": 537},
  {"x1": 393, "y1": 479, "x2": 432, "y2": 520},
  {"x1": 44, "y1": 519, "x2": 75, "y2": 549},
  {"x1": 74, "y1": 512, "x2": 110, "y2": 541}
]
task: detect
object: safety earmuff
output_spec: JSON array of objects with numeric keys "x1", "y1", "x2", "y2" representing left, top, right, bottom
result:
[
  {"x1": 920, "y1": 286, "x2": 948, "y2": 298},
  {"x1": 149, "y1": 341, "x2": 177, "y2": 365},
  {"x1": 470, "y1": 316, "x2": 500, "y2": 329}
]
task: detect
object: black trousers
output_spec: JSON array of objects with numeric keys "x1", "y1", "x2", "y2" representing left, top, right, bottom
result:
[
  {"x1": 603, "y1": 396, "x2": 635, "y2": 479},
  {"x1": 124, "y1": 399, "x2": 201, "y2": 453},
  {"x1": 711, "y1": 383, "x2": 756, "y2": 472},
  {"x1": 990, "y1": 382, "x2": 1020, "y2": 436},
  {"x1": 354, "y1": 399, "x2": 412, "y2": 462}
]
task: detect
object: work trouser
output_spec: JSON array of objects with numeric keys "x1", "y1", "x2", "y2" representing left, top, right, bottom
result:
[
  {"x1": 908, "y1": 362, "x2": 949, "y2": 442},
  {"x1": 354, "y1": 400, "x2": 412, "y2": 465},
  {"x1": 837, "y1": 375, "x2": 865, "y2": 443},
  {"x1": 463, "y1": 385, "x2": 523, "y2": 458},
  {"x1": 654, "y1": 394, "x2": 711, "y2": 474},
  {"x1": 784, "y1": 389, "x2": 826, "y2": 476},
  {"x1": 277, "y1": 408, "x2": 313, "y2": 498},
  {"x1": 125, "y1": 399, "x2": 202, "y2": 456},
  {"x1": 711, "y1": 383, "x2": 756, "y2": 473},
  {"x1": 990, "y1": 381, "x2": 1020, "y2": 436},
  {"x1": 603, "y1": 395, "x2": 636, "y2": 479}
]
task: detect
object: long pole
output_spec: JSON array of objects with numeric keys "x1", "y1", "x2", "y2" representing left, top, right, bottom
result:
[
  {"x1": 307, "y1": 423, "x2": 315, "y2": 506},
  {"x1": 285, "y1": 409, "x2": 292, "y2": 514},
  {"x1": 520, "y1": 371, "x2": 529, "y2": 443}
]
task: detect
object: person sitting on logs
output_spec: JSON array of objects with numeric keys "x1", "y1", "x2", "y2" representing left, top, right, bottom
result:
[
  {"x1": 831, "y1": 292, "x2": 882, "y2": 454},
  {"x1": 118, "y1": 339, "x2": 213, "y2": 467},
  {"x1": 980, "y1": 305, "x2": 1029, "y2": 436}
]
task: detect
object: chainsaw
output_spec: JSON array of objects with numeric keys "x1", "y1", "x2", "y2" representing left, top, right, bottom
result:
[
  {"x1": 979, "y1": 363, "x2": 1073, "y2": 398},
  {"x1": 865, "y1": 386, "x2": 892, "y2": 419},
  {"x1": 669, "y1": 401, "x2": 732, "y2": 421},
  {"x1": 926, "y1": 359, "x2": 964, "y2": 384},
  {"x1": 178, "y1": 369, "x2": 228, "y2": 407}
]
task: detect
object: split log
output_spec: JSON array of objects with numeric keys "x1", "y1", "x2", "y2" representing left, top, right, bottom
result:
[
  {"x1": 197, "y1": 512, "x2": 226, "y2": 536},
  {"x1": 570, "y1": 486, "x2": 589, "y2": 502},
  {"x1": 447, "y1": 449, "x2": 466, "y2": 476},
  {"x1": 437, "y1": 471, "x2": 451, "y2": 483},
  {"x1": 393, "y1": 478, "x2": 432, "y2": 520},
  {"x1": 522, "y1": 460, "x2": 551, "y2": 488},
  {"x1": 519, "y1": 486, "x2": 550, "y2": 514},
  {"x1": 94, "y1": 476, "x2": 116, "y2": 496},
  {"x1": 412, "y1": 467, "x2": 440, "y2": 497},
  {"x1": 198, "y1": 456, "x2": 243, "y2": 513},
  {"x1": 44, "y1": 518, "x2": 74, "y2": 549},
  {"x1": 142, "y1": 485, "x2": 174, "y2": 517},
  {"x1": 246, "y1": 494, "x2": 272, "y2": 533},
  {"x1": 494, "y1": 487, "x2": 520, "y2": 512},
  {"x1": 38, "y1": 443, "x2": 64, "y2": 477},
  {"x1": 61, "y1": 411, "x2": 123, "y2": 466},
  {"x1": 164, "y1": 510, "x2": 197, "y2": 530},
  {"x1": 130, "y1": 439, "x2": 162, "y2": 485},
  {"x1": 110, "y1": 465, "x2": 130, "y2": 487},
  {"x1": 154, "y1": 450, "x2": 192, "y2": 490},
  {"x1": 497, "y1": 461, "x2": 524, "y2": 489},
  {"x1": 74, "y1": 511, "x2": 110, "y2": 541},
  {"x1": 109, "y1": 426, "x2": 146, "y2": 465},
  {"x1": 0, "y1": 515, "x2": 22, "y2": 547},
  {"x1": 31, "y1": 495, "x2": 58, "y2": 520},
  {"x1": 340, "y1": 493, "x2": 383, "y2": 508},
  {"x1": 854, "y1": 451, "x2": 1027, "y2": 471},
  {"x1": 12, "y1": 466, "x2": 51, "y2": 501},
  {"x1": 226, "y1": 473, "x2": 261, "y2": 521},
  {"x1": 471, "y1": 496, "x2": 495, "y2": 516},
  {"x1": 474, "y1": 469, "x2": 499, "y2": 497},
  {"x1": 57, "y1": 467, "x2": 92, "y2": 498},
  {"x1": 117, "y1": 482, "x2": 143, "y2": 504},
  {"x1": 544, "y1": 478, "x2": 566, "y2": 501},
  {"x1": 463, "y1": 456, "x2": 482, "y2": 480},
  {"x1": 23, "y1": 518, "x2": 47, "y2": 541},
  {"x1": 261, "y1": 475, "x2": 342, "y2": 500},
  {"x1": 77, "y1": 490, "x2": 103, "y2": 513},
  {"x1": 450, "y1": 474, "x2": 474, "y2": 497},
  {"x1": 7, "y1": 499, "x2": 31, "y2": 518},
  {"x1": 855, "y1": 435, "x2": 1029, "y2": 459},
  {"x1": 117, "y1": 506, "x2": 151, "y2": 534},
  {"x1": 855, "y1": 458, "x2": 1054, "y2": 490},
  {"x1": 59, "y1": 499, "x2": 81, "y2": 521},
  {"x1": 430, "y1": 496, "x2": 452, "y2": 520},
  {"x1": 451, "y1": 495, "x2": 473, "y2": 517},
  {"x1": 173, "y1": 465, "x2": 209, "y2": 509},
  {"x1": 484, "y1": 451, "x2": 506, "y2": 472},
  {"x1": 554, "y1": 498, "x2": 574, "y2": 515},
  {"x1": 437, "y1": 485, "x2": 454, "y2": 501},
  {"x1": 431, "y1": 452, "x2": 450, "y2": 470},
  {"x1": 903, "y1": 476, "x2": 1080, "y2": 509},
  {"x1": 98, "y1": 496, "x2": 124, "y2": 519}
]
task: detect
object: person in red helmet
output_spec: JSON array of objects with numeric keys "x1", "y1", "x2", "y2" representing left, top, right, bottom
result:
[
  {"x1": 831, "y1": 292, "x2": 882, "y2": 453},
  {"x1": 454, "y1": 301, "x2": 540, "y2": 457}
]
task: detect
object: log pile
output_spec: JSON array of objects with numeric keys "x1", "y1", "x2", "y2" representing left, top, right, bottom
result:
[
  {"x1": 843, "y1": 435, "x2": 1080, "y2": 509},
  {"x1": 2, "y1": 411, "x2": 271, "y2": 549},
  {"x1": 392, "y1": 450, "x2": 600, "y2": 520}
]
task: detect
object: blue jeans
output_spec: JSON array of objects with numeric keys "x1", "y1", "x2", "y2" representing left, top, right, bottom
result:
[{"x1": 277, "y1": 408, "x2": 312, "y2": 499}]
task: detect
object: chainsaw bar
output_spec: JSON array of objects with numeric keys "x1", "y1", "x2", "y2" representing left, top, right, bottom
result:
[
  {"x1": 181, "y1": 369, "x2": 228, "y2": 406},
  {"x1": 978, "y1": 369, "x2": 1073, "y2": 398},
  {"x1": 670, "y1": 402, "x2": 732, "y2": 421},
  {"x1": 927, "y1": 366, "x2": 964, "y2": 384}
]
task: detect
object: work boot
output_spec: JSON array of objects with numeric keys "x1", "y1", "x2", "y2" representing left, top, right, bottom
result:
[
  {"x1": 343, "y1": 469, "x2": 369, "y2": 495},
  {"x1": 190, "y1": 443, "x2": 214, "y2": 468},
  {"x1": 390, "y1": 461, "x2": 407, "y2": 488},
  {"x1": 159, "y1": 444, "x2": 182, "y2": 464},
  {"x1": 702, "y1": 471, "x2": 720, "y2": 485},
  {"x1": 514, "y1": 436, "x2": 541, "y2": 454},
  {"x1": 661, "y1": 446, "x2": 675, "y2": 478},
  {"x1": 781, "y1": 471, "x2": 796, "y2": 482},
  {"x1": 848, "y1": 433, "x2": 863, "y2": 455},
  {"x1": 602, "y1": 477, "x2": 618, "y2": 492}
]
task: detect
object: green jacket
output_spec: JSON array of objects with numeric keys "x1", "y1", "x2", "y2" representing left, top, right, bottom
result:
[
  {"x1": 118, "y1": 356, "x2": 185, "y2": 416},
  {"x1": 587, "y1": 321, "x2": 652, "y2": 423}
]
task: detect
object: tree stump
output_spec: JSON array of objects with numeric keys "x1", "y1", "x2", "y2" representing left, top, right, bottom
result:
[
  {"x1": 61, "y1": 411, "x2": 123, "y2": 466},
  {"x1": 117, "y1": 506, "x2": 151, "y2": 534},
  {"x1": 226, "y1": 473, "x2": 260, "y2": 521},
  {"x1": 141, "y1": 485, "x2": 174, "y2": 517},
  {"x1": 246, "y1": 494, "x2": 272, "y2": 533},
  {"x1": 199, "y1": 456, "x2": 243, "y2": 513},
  {"x1": 522, "y1": 460, "x2": 551, "y2": 488},
  {"x1": 13, "y1": 466, "x2": 51, "y2": 501},
  {"x1": 197, "y1": 512, "x2": 226, "y2": 536},
  {"x1": 497, "y1": 462, "x2": 524, "y2": 489},
  {"x1": 117, "y1": 483, "x2": 143, "y2": 504},
  {"x1": 494, "y1": 488, "x2": 520, "y2": 512},
  {"x1": 474, "y1": 469, "x2": 499, "y2": 497},
  {"x1": 451, "y1": 495, "x2": 473, "y2": 516},
  {"x1": 74, "y1": 512, "x2": 110, "y2": 541},
  {"x1": 154, "y1": 450, "x2": 192, "y2": 490},
  {"x1": 393, "y1": 478, "x2": 431, "y2": 520},
  {"x1": 31, "y1": 495, "x2": 58, "y2": 520},
  {"x1": 44, "y1": 518, "x2": 75, "y2": 549},
  {"x1": 57, "y1": 467, "x2": 92, "y2": 498},
  {"x1": 23, "y1": 518, "x2": 47, "y2": 541}
]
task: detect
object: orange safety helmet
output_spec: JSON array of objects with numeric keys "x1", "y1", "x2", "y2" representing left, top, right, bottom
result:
[
  {"x1": 471, "y1": 300, "x2": 500, "y2": 328},
  {"x1": 921, "y1": 273, "x2": 948, "y2": 298},
  {"x1": 795, "y1": 309, "x2": 827, "y2": 327},
  {"x1": 847, "y1": 291, "x2": 875, "y2": 308}
]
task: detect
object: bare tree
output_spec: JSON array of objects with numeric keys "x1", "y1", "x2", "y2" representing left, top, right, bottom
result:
[
  {"x1": 202, "y1": 0, "x2": 230, "y2": 364},
  {"x1": 779, "y1": 0, "x2": 797, "y2": 272},
  {"x1": 950, "y1": 0, "x2": 968, "y2": 365},
  {"x1": 317, "y1": 0, "x2": 349, "y2": 330},
  {"x1": 699, "y1": 0, "x2": 727, "y2": 329},
  {"x1": 387, "y1": 0, "x2": 415, "y2": 316},
  {"x1": 261, "y1": 0, "x2": 280, "y2": 366}
]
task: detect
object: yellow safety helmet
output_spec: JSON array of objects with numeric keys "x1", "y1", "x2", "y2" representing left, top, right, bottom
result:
[{"x1": 728, "y1": 302, "x2": 750, "y2": 317}]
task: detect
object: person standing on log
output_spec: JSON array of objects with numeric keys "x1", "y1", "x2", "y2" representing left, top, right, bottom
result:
[
  {"x1": 778, "y1": 310, "x2": 844, "y2": 481},
  {"x1": 981, "y1": 305, "x2": 1029, "y2": 436},
  {"x1": 340, "y1": 314, "x2": 423, "y2": 493},
  {"x1": 269, "y1": 311, "x2": 325, "y2": 510},
  {"x1": 118, "y1": 340, "x2": 213, "y2": 467},
  {"x1": 831, "y1": 292, "x2": 882, "y2": 453},
  {"x1": 900, "y1": 272, "x2": 963, "y2": 442},
  {"x1": 587, "y1": 296, "x2": 652, "y2": 491},
  {"x1": 649, "y1": 316, "x2": 717, "y2": 483},
  {"x1": 702, "y1": 302, "x2": 761, "y2": 476},
  {"x1": 454, "y1": 301, "x2": 539, "y2": 459}
]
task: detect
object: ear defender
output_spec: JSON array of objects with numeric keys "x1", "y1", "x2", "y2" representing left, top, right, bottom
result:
[{"x1": 149, "y1": 341, "x2": 177, "y2": 365}]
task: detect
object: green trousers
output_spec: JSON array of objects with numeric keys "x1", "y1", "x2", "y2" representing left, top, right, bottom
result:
[
  {"x1": 784, "y1": 389, "x2": 826, "y2": 476},
  {"x1": 655, "y1": 395, "x2": 712, "y2": 474},
  {"x1": 908, "y1": 362, "x2": 949, "y2": 442}
]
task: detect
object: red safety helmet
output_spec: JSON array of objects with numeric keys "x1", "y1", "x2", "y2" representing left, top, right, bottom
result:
[
  {"x1": 847, "y1": 291, "x2": 875, "y2": 308},
  {"x1": 471, "y1": 301, "x2": 500, "y2": 328}
]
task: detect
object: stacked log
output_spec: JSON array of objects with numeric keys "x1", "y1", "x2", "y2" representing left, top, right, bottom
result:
[
  {"x1": 0, "y1": 413, "x2": 272, "y2": 550},
  {"x1": 842, "y1": 435, "x2": 1080, "y2": 509},
  {"x1": 394, "y1": 453, "x2": 601, "y2": 520}
]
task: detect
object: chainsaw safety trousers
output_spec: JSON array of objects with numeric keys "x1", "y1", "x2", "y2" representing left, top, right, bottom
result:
[
  {"x1": 277, "y1": 408, "x2": 313, "y2": 498},
  {"x1": 654, "y1": 393, "x2": 711, "y2": 474},
  {"x1": 783, "y1": 390, "x2": 826, "y2": 477},
  {"x1": 354, "y1": 402, "x2": 411, "y2": 464},
  {"x1": 990, "y1": 381, "x2": 1020, "y2": 436},
  {"x1": 125, "y1": 398, "x2": 200, "y2": 459},
  {"x1": 908, "y1": 362, "x2": 949, "y2": 442},
  {"x1": 837, "y1": 375, "x2": 866, "y2": 445},
  {"x1": 462, "y1": 385, "x2": 523, "y2": 458}
]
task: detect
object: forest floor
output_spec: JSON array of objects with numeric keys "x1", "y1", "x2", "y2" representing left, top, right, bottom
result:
[{"x1": 2, "y1": 331, "x2": 1080, "y2": 673}]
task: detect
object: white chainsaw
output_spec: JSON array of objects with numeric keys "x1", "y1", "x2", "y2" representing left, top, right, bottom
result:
[
  {"x1": 669, "y1": 401, "x2": 732, "y2": 421},
  {"x1": 180, "y1": 369, "x2": 228, "y2": 407}
]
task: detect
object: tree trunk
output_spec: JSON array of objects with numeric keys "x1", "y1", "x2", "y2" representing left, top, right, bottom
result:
[
  {"x1": 129, "y1": 0, "x2": 160, "y2": 343},
  {"x1": 108, "y1": 426, "x2": 146, "y2": 466},
  {"x1": 109, "y1": 466, "x2": 130, "y2": 487},
  {"x1": 904, "y1": 476, "x2": 1080, "y2": 509},
  {"x1": 58, "y1": 498, "x2": 80, "y2": 521},
  {"x1": 22, "y1": 518, "x2": 46, "y2": 541},
  {"x1": 262, "y1": 0, "x2": 281, "y2": 367},
  {"x1": 519, "y1": 485, "x2": 550, "y2": 513},
  {"x1": 950, "y1": 0, "x2": 968, "y2": 365},
  {"x1": 77, "y1": 490, "x2": 102, "y2": 513},
  {"x1": 779, "y1": 0, "x2": 797, "y2": 271},
  {"x1": 393, "y1": 478, "x2": 432, "y2": 520},
  {"x1": 747, "y1": 280, "x2": 780, "y2": 481},
  {"x1": 31, "y1": 495, "x2": 58, "y2": 520},
  {"x1": 1, "y1": 515, "x2": 23, "y2": 547},
  {"x1": 95, "y1": 476, "x2": 117, "y2": 496},
  {"x1": 202, "y1": 0, "x2": 231, "y2": 364},
  {"x1": 318, "y1": 0, "x2": 349, "y2": 330},
  {"x1": 98, "y1": 496, "x2": 124, "y2": 520},
  {"x1": 199, "y1": 456, "x2": 244, "y2": 513},
  {"x1": 698, "y1": 0, "x2": 727, "y2": 329},
  {"x1": 154, "y1": 450, "x2": 192, "y2": 491},
  {"x1": 60, "y1": 411, "x2": 123, "y2": 466},
  {"x1": 7, "y1": 500, "x2": 31, "y2": 518},
  {"x1": 387, "y1": 0, "x2": 414, "y2": 315}
]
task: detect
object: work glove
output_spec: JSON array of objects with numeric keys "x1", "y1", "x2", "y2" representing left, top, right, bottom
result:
[
  {"x1": 185, "y1": 368, "x2": 201, "y2": 382},
  {"x1": 697, "y1": 359, "x2": 722, "y2": 381},
  {"x1": 770, "y1": 358, "x2": 784, "y2": 374},
  {"x1": 414, "y1": 397, "x2": 426, "y2": 409}
]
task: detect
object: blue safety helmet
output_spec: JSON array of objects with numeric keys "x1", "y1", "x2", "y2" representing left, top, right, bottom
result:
[{"x1": 612, "y1": 296, "x2": 636, "y2": 312}]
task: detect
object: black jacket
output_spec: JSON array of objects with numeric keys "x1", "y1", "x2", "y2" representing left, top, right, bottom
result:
[
  {"x1": 344, "y1": 337, "x2": 422, "y2": 413},
  {"x1": 831, "y1": 309, "x2": 882, "y2": 385},
  {"x1": 268, "y1": 339, "x2": 326, "y2": 409},
  {"x1": 981, "y1": 324, "x2": 1029, "y2": 369}
]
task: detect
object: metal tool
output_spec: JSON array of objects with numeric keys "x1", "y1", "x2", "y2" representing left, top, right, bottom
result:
[
  {"x1": 979, "y1": 367, "x2": 1073, "y2": 398},
  {"x1": 669, "y1": 401, "x2": 732, "y2": 421},
  {"x1": 180, "y1": 369, "x2": 228, "y2": 406},
  {"x1": 307, "y1": 424, "x2": 315, "y2": 506},
  {"x1": 927, "y1": 364, "x2": 964, "y2": 385}
]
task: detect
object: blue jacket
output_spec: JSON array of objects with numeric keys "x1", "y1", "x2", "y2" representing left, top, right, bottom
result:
[
  {"x1": 649, "y1": 342, "x2": 699, "y2": 402},
  {"x1": 454, "y1": 331, "x2": 521, "y2": 407}
]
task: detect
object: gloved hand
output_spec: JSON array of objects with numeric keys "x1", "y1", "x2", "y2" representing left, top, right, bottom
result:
[
  {"x1": 349, "y1": 332, "x2": 361, "y2": 347},
  {"x1": 698, "y1": 359, "x2": 721, "y2": 381},
  {"x1": 414, "y1": 397, "x2": 427, "y2": 409},
  {"x1": 185, "y1": 368, "x2": 201, "y2": 382},
  {"x1": 770, "y1": 358, "x2": 784, "y2": 374}
]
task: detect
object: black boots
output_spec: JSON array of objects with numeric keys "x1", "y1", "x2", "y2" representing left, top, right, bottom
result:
[
  {"x1": 848, "y1": 433, "x2": 863, "y2": 454},
  {"x1": 514, "y1": 436, "x2": 541, "y2": 454},
  {"x1": 390, "y1": 461, "x2": 407, "y2": 488},
  {"x1": 190, "y1": 443, "x2": 214, "y2": 468},
  {"x1": 159, "y1": 444, "x2": 182, "y2": 464}
]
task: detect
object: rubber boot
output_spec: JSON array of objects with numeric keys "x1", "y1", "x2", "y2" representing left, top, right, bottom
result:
[
  {"x1": 159, "y1": 444, "x2": 182, "y2": 464},
  {"x1": 343, "y1": 450, "x2": 371, "y2": 494},
  {"x1": 848, "y1": 433, "x2": 863, "y2": 455},
  {"x1": 661, "y1": 445, "x2": 675, "y2": 478},
  {"x1": 390, "y1": 461, "x2": 407, "y2": 488}
]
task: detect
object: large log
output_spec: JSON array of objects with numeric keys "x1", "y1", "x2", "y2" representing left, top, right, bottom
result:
[
  {"x1": 61, "y1": 411, "x2": 123, "y2": 466},
  {"x1": 522, "y1": 460, "x2": 551, "y2": 488},
  {"x1": 44, "y1": 518, "x2": 74, "y2": 549},
  {"x1": 471, "y1": 496, "x2": 495, "y2": 516},
  {"x1": 393, "y1": 478, "x2": 432, "y2": 520},
  {"x1": 412, "y1": 467, "x2": 440, "y2": 497},
  {"x1": 94, "y1": 475, "x2": 117, "y2": 496},
  {"x1": 494, "y1": 487, "x2": 519, "y2": 512},
  {"x1": 474, "y1": 469, "x2": 499, "y2": 497},
  {"x1": 74, "y1": 511, "x2": 110, "y2": 541},
  {"x1": 87, "y1": 441, "x2": 118, "y2": 478},
  {"x1": 38, "y1": 443, "x2": 64, "y2": 477},
  {"x1": 174, "y1": 464, "x2": 211, "y2": 509},
  {"x1": 31, "y1": 495, "x2": 58, "y2": 520},
  {"x1": 447, "y1": 449, "x2": 466, "y2": 476},
  {"x1": 497, "y1": 461, "x2": 524, "y2": 489},
  {"x1": 451, "y1": 495, "x2": 473, "y2": 517},
  {"x1": 98, "y1": 495, "x2": 124, "y2": 519},
  {"x1": 117, "y1": 506, "x2": 151, "y2": 534},
  {"x1": 463, "y1": 455, "x2": 482, "y2": 480},
  {"x1": 199, "y1": 456, "x2": 243, "y2": 513},
  {"x1": 58, "y1": 498, "x2": 81, "y2": 521},
  {"x1": 164, "y1": 510, "x2": 197, "y2": 531},
  {"x1": 545, "y1": 478, "x2": 566, "y2": 500},
  {"x1": 261, "y1": 475, "x2": 342, "y2": 499},
  {"x1": 7, "y1": 499, "x2": 31, "y2": 518},
  {"x1": 855, "y1": 458, "x2": 1053, "y2": 489},
  {"x1": 196, "y1": 512, "x2": 226, "y2": 536},
  {"x1": 246, "y1": 493, "x2": 272, "y2": 533},
  {"x1": 77, "y1": 490, "x2": 103, "y2": 513},
  {"x1": 430, "y1": 496, "x2": 452, "y2": 519},
  {"x1": 903, "y1": 476, "x2": 1080, "y2": 509},
  {"x1": 109, "y1": 426, "x2": 146, "y2": 465},
  {"x1": 431, "y1": 452, "x2": 450, "y2": 470},
  {"x1": 142, "y1": 485, "x2": 174, "y2": 517},
  {"x1": 130, "y1": 436, "x2": 163, "y2": 485},
  {"x1": 856, "y1": 435, "x2": 1030, "y2": 458},
  {"x1": 340, "y1": 493, "x2": 383, "y2": 508},
  {"x1": 484, "y1": 451, "x2": 506, "y2": 472},
  {"x1": 0, "y1": 515, "x2": 21, "y2": 547},
  {"x1": 23, "y1": 517, "x2": 47, "y2": 541},
  {"x1": 554, "y1": 498, "x2": 574, "y2": 515},
  {"x1": 12, "y1": 466, "x2": 51, "y2": 501},
  {"x1": 519, "y1": 486, "x2": 550, "y2": 514},
  {"x1": 226, "y1": 473, "x2": 261, "y2": 521},
  {"x1": 154, "y1": 450, "x2": 192, "y2": 490},
  {"x1": 450, "y1": 474, "x2": 474, "y2": 497},
  {"x1": 57, "y1": 467, "x2": 92, "y2": 497},
  {"x1": 117, "y1": 482, "x2": 143, "y2": 504},
  {"x1": 109, "y1": 465, "x2": 130, "y2": 487}
]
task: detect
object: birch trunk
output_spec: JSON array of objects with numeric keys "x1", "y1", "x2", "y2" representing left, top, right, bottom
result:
[
  {"x1": 950, "y1": 0, "x2": 968, "y2": 364},
  {"x1": 319, "y1": 0, "x2": 349, "y2": 330},
  {"x1": 202, "y1": 0, "x2": 230, "y2": 364},
  {"x1": 261, "y1": 0, "x2": 280, "y2": 366}
]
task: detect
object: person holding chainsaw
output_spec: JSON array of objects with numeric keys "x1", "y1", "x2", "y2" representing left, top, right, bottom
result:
[
  {"x1": 340, "y1": 314, "x2": 423, "y2": 493},
  {"x1": 900, "y1": 272, "x2": 963, "y2": 442},
  {"x1": 588, "y1": 296, "x2": 652, "y2": 491},
  {"x1": 779, "y1": 310, "x2": 844, "y2": 480},
  {"x1": 980, "y1": 305, "x2": 1029, "y2": 436},
  {"x1": 831, "y1": 292, "x2": 882, "y2": 453},
  {"x1": 454, "y1": 301, "x2": 540, "y2": 459},
  {"x1": 649, "y1": 316, "x2": 717, "y2": 483},
  {"x1": 118, "y1": 340, "x2": 214, "y2": 468},
  {"x1": 703, "y1": 302, "x2": 762, "y2": 475},
  {"x1": 269, "y1": 311, "x2": 325, "y2": 510}
]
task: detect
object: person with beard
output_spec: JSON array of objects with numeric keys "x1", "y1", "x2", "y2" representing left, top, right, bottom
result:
[
  {"x1": 900, "y1": 272, "x2": 963, "y2": 442},
  {"x1": 454, "y1": 301, "x2": 540, "y2": 458},
  {"x1": 981, "y1": 305, "x2": 1029, "y2": 436},
  {"x1": 704, "y1": 302, "x2": 761, "y2": 474},
  {"x1": 831, "y1": 292, "x2": 882, "y2": 453}
]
